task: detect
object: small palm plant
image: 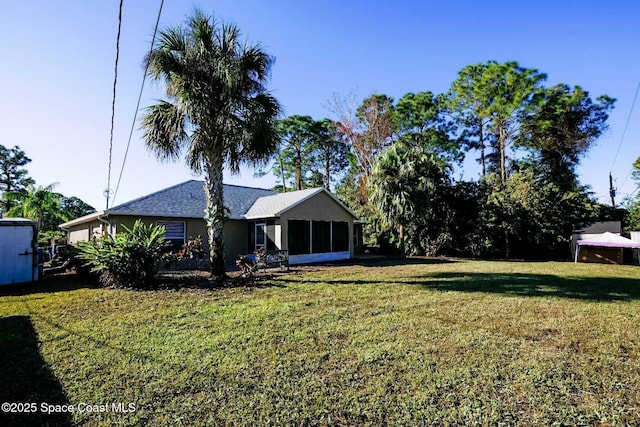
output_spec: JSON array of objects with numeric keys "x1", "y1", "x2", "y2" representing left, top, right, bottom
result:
[{"x1": 77, "y1": 220, "x2": 167, "y2": 289}]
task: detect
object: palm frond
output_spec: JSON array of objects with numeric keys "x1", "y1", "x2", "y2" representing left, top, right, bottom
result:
[{"x1": 141, "y1": 101, "x2": 188, "y2": 162}]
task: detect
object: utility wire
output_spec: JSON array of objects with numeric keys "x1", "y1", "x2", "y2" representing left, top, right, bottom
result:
[
  {"x1": 610, "y1": 80, "x2": 640, "y2": 173},
  {"x1": 106, "y1": 0, "x2": 124, "y2": 210},
  {"x1": 111, "y1": 0, "x2": 165, "y2": 207},
  {"x1": 619, "y1": 165, "x2": 636, "y2": 192}
]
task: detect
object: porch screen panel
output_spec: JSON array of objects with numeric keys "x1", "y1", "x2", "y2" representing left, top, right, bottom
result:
[
  {"x1": 288, "y1": 220, "x2": 310, "y2": 255},
  {"x1": 332, "y1": 222, "x2": 349, "y2": 252},
  {"x1": 312, "y1": 221, "x2": 331, "y2": 253}
]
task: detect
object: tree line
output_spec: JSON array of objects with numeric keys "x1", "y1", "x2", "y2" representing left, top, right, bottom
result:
[
  {"x1": 259, "y1": 61, "x2": 623, "y2": 259},
  {"x1": 0, "y1": 144, "x2": 95, "y2": 244}
]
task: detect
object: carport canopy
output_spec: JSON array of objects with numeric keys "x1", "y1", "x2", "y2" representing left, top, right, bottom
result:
[{"x1": 575, "y1": 232, "x2": 640, "y2": 262}]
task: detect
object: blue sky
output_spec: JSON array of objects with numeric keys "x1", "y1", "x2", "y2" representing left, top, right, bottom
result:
[{"x1": 1, "y1": 1, "x2": 639, "y2": 211}]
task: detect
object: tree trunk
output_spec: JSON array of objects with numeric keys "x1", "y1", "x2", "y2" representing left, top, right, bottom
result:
[
  {"x1": 499, "y1": 128, "x2": 507, "y2": 184},
  {"x1": 479, "y1": 120, "x2": 486, "y2": 177},
  {"x1": 295, "y1": 145, "x2": 303, "y2": 190},
  {"x1": 324, "y1": 152, "x2": 330, "y2": 189},
  {"x1": 503, "y1": 221, "x2": 511, "y2": 259},
  {"x1": 203, "y1": 151, "x2": 226, "y2": 281},
  {"x1": 399, "y1": 223, "x2": 405, "y2": 259},
  {"x1": 278, "y1": 155, "x2": 287, "y2": 193}
]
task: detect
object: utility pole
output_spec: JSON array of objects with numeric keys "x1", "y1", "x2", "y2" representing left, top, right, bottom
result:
[{"x1": 609, "y1": 173, "x2": 616, "y2": 208}]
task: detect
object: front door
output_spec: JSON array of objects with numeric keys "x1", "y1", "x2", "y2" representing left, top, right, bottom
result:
[{"x1": 255, "y1": 222, "x2": 266, "y2": 252}]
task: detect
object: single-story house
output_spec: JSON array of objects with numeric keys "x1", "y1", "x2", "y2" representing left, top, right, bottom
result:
[{"x1": 60, "y1": 180, "x2": 361, "y2": 266}]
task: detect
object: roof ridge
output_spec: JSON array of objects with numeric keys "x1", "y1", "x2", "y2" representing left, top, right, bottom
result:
[
  {"x1": 184, "y1": 179, "x2": 275, "y2": 191},
  {"x1": 222, "y1": 182, "x2": 276, "y2": 192}
]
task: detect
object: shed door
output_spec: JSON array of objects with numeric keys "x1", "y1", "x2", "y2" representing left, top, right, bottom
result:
[{"x1": 0, "y1": 225, "x2": 35, "y2": 285}]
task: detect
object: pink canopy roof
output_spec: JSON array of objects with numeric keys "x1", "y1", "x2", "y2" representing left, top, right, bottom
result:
[{"x1": 577, "y1": 232, "x2": 640, "y2": 249}]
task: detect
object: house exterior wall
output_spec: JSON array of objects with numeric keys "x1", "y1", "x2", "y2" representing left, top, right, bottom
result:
[
  {"x1": 67, "y1": 220, "x2": 105, "y2": 245},
  {"x1": 223, "y1": 219, "x2": 248, "y2": 262},
  {"x1": 66, "y1": 215, "x2": 248, "y2": 267},
  {"x1": 279, "y1": 191, "x2": 354, "y2": 264}
]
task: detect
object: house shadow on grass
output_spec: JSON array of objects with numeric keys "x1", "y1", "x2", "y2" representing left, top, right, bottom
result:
[
  {"x1": 0, "y1": 316, "x2": 72, "y2": 427},
  {"x1": 415, "y1": 272, "x2": 640, "y2": 302}
]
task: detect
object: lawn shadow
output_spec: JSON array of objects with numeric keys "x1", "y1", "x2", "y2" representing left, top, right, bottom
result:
[
  {"x1": 415, "y1": 272, "x2": 640, "y2": 301},
  {"x1": 276, "y1": 269, "x2": 640, "y2": 302},
  {"x1": 351, "y1": 256, "x2": 458, "y2": 267},
  {"x1": 0, "y1": 316, "x2": 73, "y2": 427},
  {"x1": 0, "y1": 275, "x2": 99, "y2": 297}
]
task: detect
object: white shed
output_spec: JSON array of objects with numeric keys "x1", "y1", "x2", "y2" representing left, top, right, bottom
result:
[{"x1": 0, "y1": 218, "x2": 40, "y2": 285}]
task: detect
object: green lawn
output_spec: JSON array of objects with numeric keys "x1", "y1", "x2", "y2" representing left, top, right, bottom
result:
[{"x1": 1, "y1": 259, "x2": 640, "y2": 426}]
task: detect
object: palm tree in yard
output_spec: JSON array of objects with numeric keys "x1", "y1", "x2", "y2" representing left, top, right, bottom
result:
[
  {"x1": 370, "y1": 143, "x2": 445, "y2": 258},
  {"x1": 141, "y1": 10, "x2": 282, "y2": 280},
  {"x1": 4, "y1": 183, "x2": 65, "y2": 228}
]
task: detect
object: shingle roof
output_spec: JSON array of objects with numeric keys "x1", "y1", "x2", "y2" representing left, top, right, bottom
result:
[
  {"x1": 108, "y1": 180, "x2": 277, "y2": 220},
  {"x1": 60, "y1": 180, "x2": 356, "y2": 228}
]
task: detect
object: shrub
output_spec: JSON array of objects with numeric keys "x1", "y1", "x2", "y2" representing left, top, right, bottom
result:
[{"x1": 77, "y1": 220, "x2": 167, "y2": 289}]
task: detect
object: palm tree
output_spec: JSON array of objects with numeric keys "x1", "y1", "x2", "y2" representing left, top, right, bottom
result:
[
  {"x1": 141, "y1": 10, "x2": 282, "y2": 280},
  {"x1": 4, "y1": 183, "x2": 65, "y2": 228},
  {"x1": 370, "y1": 143, "x2": 444, "y2": 257}
]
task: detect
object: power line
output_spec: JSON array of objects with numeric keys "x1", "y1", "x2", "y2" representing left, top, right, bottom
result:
[
  {"x1": 610, "y1": 80, "x2": 640, "y2": 173},
  {"x1": 111, "y1": 0, "x2": 165, "y2": 207},
  {"x1": 106, "y1": 0, "x2": 124, "y2": 210}
]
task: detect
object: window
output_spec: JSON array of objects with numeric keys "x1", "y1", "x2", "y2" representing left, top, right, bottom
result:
[
  {"x1": 312, "y1": 221, "x2": 331, "y2": 253},
  {"x1": 332, "y1": 222, "x2": 349, "y2": 252},
  {"x1": 288, "y1": 220, "x2": 310, "y2": 255},
  {"x1": 157, "y1": 221, "x2": 185, "y2": 252}
]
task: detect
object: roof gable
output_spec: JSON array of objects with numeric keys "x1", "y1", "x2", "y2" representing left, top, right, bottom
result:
[
  {"x1": 245, "y1": 188, "x2": 322, "y2": 219},
  {"x1": 245, "y1": 187, "x2": 358, "y2": 220}
]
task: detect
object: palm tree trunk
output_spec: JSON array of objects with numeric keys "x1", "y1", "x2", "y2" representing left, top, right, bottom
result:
[{"x1": 203, "y1": 151, "x2": 226, "y2": 281}]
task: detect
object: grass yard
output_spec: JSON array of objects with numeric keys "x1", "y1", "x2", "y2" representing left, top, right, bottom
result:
[{"x1": 1, "y1": 259, "x2": 640, "y2": 426}]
